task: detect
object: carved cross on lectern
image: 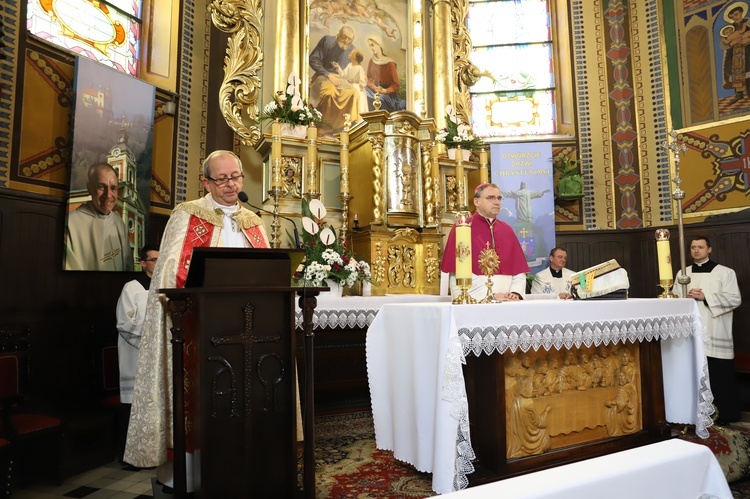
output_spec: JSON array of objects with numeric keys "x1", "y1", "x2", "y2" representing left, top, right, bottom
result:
[{"x1": 210, "y1": 303, "x2": 281, "y2": 453}]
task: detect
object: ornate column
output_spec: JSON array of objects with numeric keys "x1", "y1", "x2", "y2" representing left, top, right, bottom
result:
[
  {"x1": 275, "y1": 0, "x2": 301, "y2": 92},
  {"x1": 422, "y1": 141, "x2": 435, "y2": 227},
  {"x1": 431, "y1": 0, "x2": 455, "y2": 153}
]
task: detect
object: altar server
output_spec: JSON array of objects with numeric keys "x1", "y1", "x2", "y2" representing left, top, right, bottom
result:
[{"x1": 675, "y1": 236, "x2": 742, "y2": 424}]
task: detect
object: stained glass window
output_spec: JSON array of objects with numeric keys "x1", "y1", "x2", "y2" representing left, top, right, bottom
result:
[
  {"x1": 468, "y1": 0, "x2": 556, "y2": 138},
  {"x1": 27, "y1": 0, "x2": 142, "y2": 76}
]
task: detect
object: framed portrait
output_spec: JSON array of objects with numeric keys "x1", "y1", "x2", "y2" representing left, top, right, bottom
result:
[
  {"x1": 64, "y1": 57, "x2": 155, "y2": 272},
  {"x1": 306, "y1": 0, "x2": 423, "y2": 137}
]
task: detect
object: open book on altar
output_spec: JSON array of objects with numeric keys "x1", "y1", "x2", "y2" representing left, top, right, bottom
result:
[{"x1": 568, "y1": 259, "x2": 629, "y2": 300}]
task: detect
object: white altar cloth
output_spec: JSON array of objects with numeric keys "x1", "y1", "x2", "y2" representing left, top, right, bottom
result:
[
  {"x1": 440, "y1": 439, "x2": 731, "y2": 498},
  {"x1": 366, "y1": 298, "x2": 714, "y2": 494}
]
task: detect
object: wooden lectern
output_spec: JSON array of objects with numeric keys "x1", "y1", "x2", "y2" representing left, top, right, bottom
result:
[{"x1": 161, "y1": 248, "x2": 308, "y2": 498}]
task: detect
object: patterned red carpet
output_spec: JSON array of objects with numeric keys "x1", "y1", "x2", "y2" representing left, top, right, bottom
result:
[
  {"x1": 308, "y1": 411, "x2": 436, "y2": 498},
  {"x1": 678, "y1": 421, "x2": 750, "y2": 498},
  {"x1": 306, "y1": 412, "x2": 750, "y2": 498}
]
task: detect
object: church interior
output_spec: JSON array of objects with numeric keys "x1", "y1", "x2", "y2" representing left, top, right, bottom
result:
[{"x1": 2, "y1": 0, "x2": 750, "y2": 497}]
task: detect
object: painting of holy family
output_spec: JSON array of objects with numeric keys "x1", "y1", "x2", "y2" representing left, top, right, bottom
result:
[{"x1": 308, "y1": 0, "x2": 409, "y2": 136}]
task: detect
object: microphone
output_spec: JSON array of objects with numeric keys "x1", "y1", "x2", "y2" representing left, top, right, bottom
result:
[{"x1": 238, "y1": 191, "x2": 301, "y2": 248}]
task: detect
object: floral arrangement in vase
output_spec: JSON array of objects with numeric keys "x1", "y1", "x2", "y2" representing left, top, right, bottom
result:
[
  {"x1": 435, "y1": 103, "x2": 483, "y2": 154},
  {"x1": 294, "y1": 198, "x2": 371, "y2": 288},
  {"x1": 259, "y1": 72, "x2": 323, "y2": 128}
]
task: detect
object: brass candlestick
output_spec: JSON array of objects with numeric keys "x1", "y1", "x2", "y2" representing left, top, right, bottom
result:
[
  {"x1": 338, "y1": 193, "x2": 353, "y2": 244},
  {"x1": 658, "y1": 279, "x2": 678, "y2": 299},
  {"x1": 268, "y1": 186, "x2": 282, "y2": 248},
  {"x1": 453, "y1": 277, "x2": 477, "y2": 304},
  {"x1": 479, "y1": 244, "x2": 500, "y2": 304}
]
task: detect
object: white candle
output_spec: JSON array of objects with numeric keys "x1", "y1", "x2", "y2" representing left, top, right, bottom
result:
[
  {"x1": 340, "y1": 128, "x2": 350, "y2": 195},
  {"x1": 307, "y1": 125, "x2": 318, "y2": 194},
  {"x1": 656, "y1": 239, "x2": 672, "y2": 281},
  {"x1": 455, "y1": 225, "x2": 471, "y2": 280},
  {"x1": 271, "y1": 121, "x2": 282, "y2": 188}
]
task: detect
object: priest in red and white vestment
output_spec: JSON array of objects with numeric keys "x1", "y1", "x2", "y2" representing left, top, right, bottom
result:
[{"x1": 124, "y1": 150, "x2": 269, "y2": 487}]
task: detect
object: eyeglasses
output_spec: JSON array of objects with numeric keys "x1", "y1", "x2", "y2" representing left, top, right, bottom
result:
[
  {"x1": 206, "y1": 174, "x2": 244, "y2": 187},
  {"x1": 481, "y1": 195, "x2": 502, "y2": 201},
  {"x1": 142, "y1": 258, "x2": 158, "y2": 262}
]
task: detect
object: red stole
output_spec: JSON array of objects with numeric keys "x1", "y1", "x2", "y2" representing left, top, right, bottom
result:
[{"x1": 175, "y1": 215, "x2": 270, "y2": 288}]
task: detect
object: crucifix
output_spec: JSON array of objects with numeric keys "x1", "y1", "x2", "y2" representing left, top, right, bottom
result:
[{"x1": 660, "y1": 130, "x2": 690, "y2": 296}]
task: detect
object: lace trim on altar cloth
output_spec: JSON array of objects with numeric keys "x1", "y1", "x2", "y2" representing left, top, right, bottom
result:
[
  {"x1": 457, "y1": 314, "x2": 697, "y2": 356},
  {"x1": 295, "y1": 308, "x2": 379, "y2": 329},
  {"x1": 443, "y1": 334, "x2": 475, "y2": 491}
]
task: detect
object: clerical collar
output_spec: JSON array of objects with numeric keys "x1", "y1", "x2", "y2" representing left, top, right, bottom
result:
[
  {"x1": 550, "y1": 268, "x2": 563, "y2": 278},
  {"x1": 135, "y1": 272, "x2": 152, "y2": 291},
  {"x1": 692, "y1": 259, "x2": 717, "y2": 273},
  {"x1": 207, "y1": 194, "x2": 239, "y2": 215}
]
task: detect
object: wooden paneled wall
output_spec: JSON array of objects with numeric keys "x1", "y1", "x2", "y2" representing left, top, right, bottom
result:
[
  {"x1": 557, "y1": 211, "x2": 750, "y2": 358},
  {"x1": 0, "y1": 189, "x2": 167, "y2": 405}
]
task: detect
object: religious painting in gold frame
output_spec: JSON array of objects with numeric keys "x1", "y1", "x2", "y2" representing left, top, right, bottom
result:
[
  {"x1": 674, "y1": 117, "x2": 750, "y2": 219},
  {"x1": 304, "y1": 0, "x2": 426, "y2": 138}
]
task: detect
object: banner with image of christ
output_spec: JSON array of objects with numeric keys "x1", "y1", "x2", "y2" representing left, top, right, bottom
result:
[{"x1": 491, "y1": 142, "x2": 555, "y2": 274}]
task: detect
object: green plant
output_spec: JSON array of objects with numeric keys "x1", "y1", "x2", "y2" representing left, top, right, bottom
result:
[
  {"x1": 258, "y1": 72, "x2": 322, "y2": 127},
  {"x1": 555, "y1": 157, "x2": 580, "y2": 178},
  {"x1": 554, "y1": 156, "x2": 584, "y2": 201},
  {"x1": 435, "y1": 104, "x2": 483, "y2": 151},
  {"x1": 294, "y1": 198, "x2": 371, "y2": 287}
]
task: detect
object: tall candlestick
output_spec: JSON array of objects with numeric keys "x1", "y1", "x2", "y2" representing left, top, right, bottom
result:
[
  {"x1": 271, "y1": 121, "x2": 282, "y2": 188},
  {"x1": 307, "y1": 125, "x2": 318, "y2": 196},
  {"x1": 340, "y1": 127, "x2": 350, "y2": 195}
]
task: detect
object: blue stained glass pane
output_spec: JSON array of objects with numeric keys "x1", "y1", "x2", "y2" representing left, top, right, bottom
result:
[
  {"x1": 470, "y1": 44, "x2": 554, "y2": 93},
  {"x1": 471, "y1": 91, "x2": 557, "y2": 138},
  {"x1": 27, "y1": 0, "x2": 141, "y2": 76},
  {"x1": 468, "y1": 0, "x2": 550, "y2": 47}
]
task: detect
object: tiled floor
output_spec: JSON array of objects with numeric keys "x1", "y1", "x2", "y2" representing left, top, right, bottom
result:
[{"x1": 12, "y1": 461, "x2": 156, "y2": 499}]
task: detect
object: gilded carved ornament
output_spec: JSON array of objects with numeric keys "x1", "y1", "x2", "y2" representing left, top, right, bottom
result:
[
  {"x1": 449, "y1": 0, "x2": 493, "y2": 126},
  {"x1": 210, "y1": 0, "x2": 264, "y2": 146}
]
